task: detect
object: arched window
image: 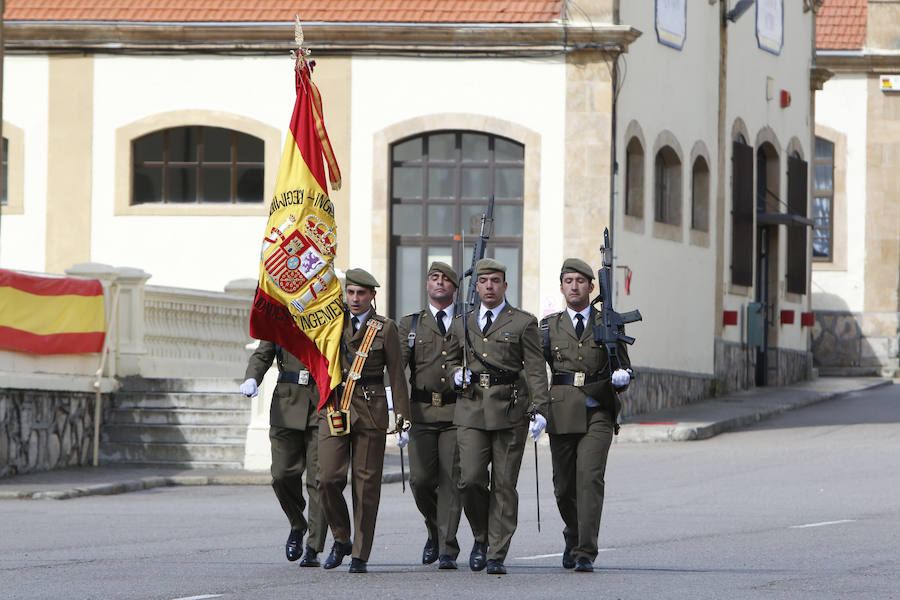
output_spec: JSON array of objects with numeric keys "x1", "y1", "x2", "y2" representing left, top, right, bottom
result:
[
  {"x1": 654, "y1": 146, "x2": 682, "y2": 225},
  {"x1": 691, "y1": 156, "x2": 710, "y2": 232},
  {"x1": 389, "y1": 131, "x2": 525, "y2": 317},
  {"x1": 131, "y1": 126, "x2": 264, "y2": 204},
  {"x1": 625, "y1": 137, "x2": 644, "y2": 218}
]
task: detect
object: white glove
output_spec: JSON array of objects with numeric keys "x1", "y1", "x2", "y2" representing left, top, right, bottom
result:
[
  {"x1": 529, "y1": 413, "x2": 547, "y2": 441},
  {"x1": 397, "y1": 431, "x2": 409, "y2": 449},
  {"x1": 611, "y1": 368, "x2": 632, "y2": 389},
  {"x1": 240, "y1": 378, "x2": 258, "y2": 398},
  {"x1": 453, "y1": 368, "x2": 472, "y2": 388}
]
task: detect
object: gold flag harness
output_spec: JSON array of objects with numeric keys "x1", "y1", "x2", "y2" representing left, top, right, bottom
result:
[{"x1": 326, "y1": 318, "x2": 383, "y2": 436}]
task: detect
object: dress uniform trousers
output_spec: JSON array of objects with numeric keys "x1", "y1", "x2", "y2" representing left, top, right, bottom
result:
[
  {"x1": 269, "y1": 423, "x2": 327, "y2": 551},
  {"x1": 408, "y1": 421, "x2": 462, "y2": 559}
]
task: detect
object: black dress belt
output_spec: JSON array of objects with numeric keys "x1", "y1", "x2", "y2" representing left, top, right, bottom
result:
[
  {"x1": 412, "y1": 390, "x2": 457, "y2": 405},
  {"x1": 551, "y1": 372, "x2": 603, "y2": 387},
  {"x1": 278, "y1": 370, "x2": 310, "y2": 385},
  {"x1": 473, "y1": 372, "x2": 519, "y2": 387},
  {"x1": 342, "y1": 374, "x2": 384, "y2": 387}
]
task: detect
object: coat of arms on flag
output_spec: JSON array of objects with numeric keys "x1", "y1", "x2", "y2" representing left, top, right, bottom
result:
[{"x1": 249, "y1": 18, "x2": 344, "y2": 410}]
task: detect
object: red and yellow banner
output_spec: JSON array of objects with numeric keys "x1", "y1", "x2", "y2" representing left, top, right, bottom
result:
[
  {"x1": 249, "y1": 53, "x2": 343, "y2": 411},
  {"x1": 0, "y1": 269, "x2": 106, "y2": 354}
]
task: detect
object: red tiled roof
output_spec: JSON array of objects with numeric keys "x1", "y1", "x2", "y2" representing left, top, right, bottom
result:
[
  {"x1": 4, "y1": 1, "x2": 564, "y2": 24},
  {"x1": 816, "y1": 0, "x2": 866, "y2": 50}
]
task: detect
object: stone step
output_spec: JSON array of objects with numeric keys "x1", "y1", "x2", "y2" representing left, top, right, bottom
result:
[
  {"x1": 100, "y1": 441, "x2": 246, "y2": 463},
  {"x1": 102, "y1": 424, "x2": 248, "y2": 444},
  {"x1": 104, "y1": 407, "x2": 251, "y2": 426},
  {"x1": 117, "y1": 376, "x2": 244, "y2": 394},
  {"x1": 111, "y1": 392, "x2": 250, "y2": 411},
  {"x1": 97, "y1": 457, "x2": 246, "y2": 470}
]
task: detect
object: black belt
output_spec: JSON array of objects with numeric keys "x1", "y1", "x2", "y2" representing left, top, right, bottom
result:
[
  {"x1": 412, "y1": 389, "x2": 457, "y2": 405},
  {"x1": 473, "y1": 372, "x2": 519, "y2": 388},
  {"x1": 278, "y1": 370, "x2": 310, "y2": 385},
  {"x1": 342, "y1": 374, "x2": 384, "y2": 387},
  {"x1": 551, "y1": 372, "x2": 603, "y2": 387}
]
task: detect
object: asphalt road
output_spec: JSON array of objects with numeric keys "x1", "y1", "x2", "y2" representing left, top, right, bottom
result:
[{"x1": 2, "y1": 384, "x2": 898, "y2": 600}]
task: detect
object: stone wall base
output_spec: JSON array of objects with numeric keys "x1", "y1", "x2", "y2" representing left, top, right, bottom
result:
[
  {"x1": 0, "y1": 389, "x2": 100, "y2": 478},
  {"x1": 812, "y1": 310, "x2": 899, "y2": 378}
]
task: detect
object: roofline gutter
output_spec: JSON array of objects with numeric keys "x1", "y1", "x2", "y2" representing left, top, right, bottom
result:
[
  {"x1": 816, "y1": 49, "x2": 900, "y2": 72},
  {"x1": 3, "y1": 21, "x2": 641, "y2": 55}
]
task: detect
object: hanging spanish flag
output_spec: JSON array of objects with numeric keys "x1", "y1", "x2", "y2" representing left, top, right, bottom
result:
[
  {"x1": 0, "y1": 269, "x2": 106, "y2": 355},
  {"x1": 249, "y1": 29, "x2": 344, "y2": 411}
]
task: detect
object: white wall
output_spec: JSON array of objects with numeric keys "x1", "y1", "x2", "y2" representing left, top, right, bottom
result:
[
  {"x1": 90, "y1": 55, "x2": 294, "y2": 290},
  {"x1": 723, "y1": 0, "x2": 814, "y2": 352},
  {"x1": 812, "y1": 74, "x2": 867, "y2": 312},
  {"x1": 348, "y1": 55, "x2": 567, "y2": 318},
  {"x1": 1, "y1": 56, "x2": 50, "y2": 272},
  {"x1": 614, "y1": 1, "x2": 720, "y2": 374}
]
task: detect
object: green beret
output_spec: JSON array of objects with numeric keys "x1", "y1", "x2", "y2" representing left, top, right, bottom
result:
[
  {"x1": 475, "y1": 258, "x2": 506, "y2": 276},
  {"x1": 561, "y1": 258, "x2": 594, "y2": 280},
  {"x1": 345, "y1": 268, "x2": 380, "y2": 289},
  {"x1": 427, "y1": 261, "x2": 459, "y2": 286}
]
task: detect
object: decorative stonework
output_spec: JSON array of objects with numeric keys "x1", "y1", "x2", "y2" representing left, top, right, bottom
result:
[
  {"x1": 811, "y1": 310, "x2": 899, "y2": 376},
  {"x1": 0, "y1": 390, "x2": 100, "y2": 478}
]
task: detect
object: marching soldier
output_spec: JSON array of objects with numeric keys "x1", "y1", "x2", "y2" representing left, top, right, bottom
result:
[
  {"x1": 316, "y1": 268, "x2": 411, "y2": 574},
  {"x1": 398, "y1": 262, "x2": 464, "y2": 570},
  {"x1": 240, "y1": 343, "x2": 327, "y2": 567},
  {"x1": 450, "y1": 258, "x2": 550, "y2": 575},
  {"x1": 542, "y1": 258, "x2": 632, "y2": 572}
]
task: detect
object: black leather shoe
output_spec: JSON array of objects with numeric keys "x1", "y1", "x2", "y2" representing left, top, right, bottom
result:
[
  {"x1": 486, "y1": 559, "x2": 507, "y2": 575},
  {"x1": 285, "y1": 529, "x2": 304, "y2": 562},
  {"x1": 574, "y1": 557, "x2": 594, "y2": 572},
  {"x1": 323, "y1": 541, "x2": 353, "y2": 570},
  {"x1": 299, "y1": 546, "x2": 320, "y2": 567},
  {"x1": 438, "y1": 555, "x2": 458, "y2": 570},
  {"x1": 562, "y1": 546, "x2": 575, "y2": 569},
  {"x1": 469, "y1": 541, "x2": 487, "y2": 572},
  {"x1": 422, "y1": 538, "x2": 438, "y2": 565},
  {"x1": 348, "y1": 558, "x2": 368, "y2": 573}
]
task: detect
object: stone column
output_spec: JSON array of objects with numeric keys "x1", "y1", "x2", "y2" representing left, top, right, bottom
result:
[
  {"x1": 227, "y1": 278, "x2": 273, "y2": 472},
  {"x1": 113, "y1": 267, "x2": 152, "y2": 376}
]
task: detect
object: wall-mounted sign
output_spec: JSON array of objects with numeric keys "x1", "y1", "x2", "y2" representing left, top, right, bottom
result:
[
  {"x1": 880, "y1": 75, "x2": 900, "y2": 91},
  {"x1": 656, "y1": 0, "x2": 687, "y2": 50},
  {"x1": 757, "y1": 0, "x2": 784, "y2": 55}
]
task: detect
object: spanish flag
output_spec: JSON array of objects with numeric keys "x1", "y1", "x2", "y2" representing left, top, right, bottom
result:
[
  {"x1": 249, "y1": 49, "x2": 344, "y2": 411},
  {"x1": 0, "y1": 269, "x2": 105, "y2": 355}
]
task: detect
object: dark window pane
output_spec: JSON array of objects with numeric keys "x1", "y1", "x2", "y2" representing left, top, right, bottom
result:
[
  {"x1": 134, "y1": 131, "x2": 164, "y2": 162},
  {"x1": 814, "y1": 164, "x2": 833, "y2": 191},
  {"x1": 167, "y1": 168, "x2": 197, "y2": 203},
  {"x1": 461, "y1": 204, "x2": 489, "y2": 236},
  {"x1": 1, "y1": 137, "x2": 7, "y2": 206},
  {"x1": 236, "y1": 132, "x2": 264, "y2": 162},
  {"x1": 461, "y1": 134, "x2": 489, "y2": 162},
  {"x1": 427, "y1": 246, "x2": 453, "y2": 269},
  {"x1": 428, "y1": 168, "x2": 455, "y2": 199},
  {"x1": 494, "y1": 246, "x2": 520, "y2": 306},
  {"x1": 169, "y1": 127, "x2": 198, "y2": 163},
  {"x1": 393, "y1": 166, "x2": 423, "y2": 199},
  {"x1": 495, "y1": 167, "x2": 524, "y2": 198},
  {"x1": 237, "y1": 167, "x2": 264, "y2": 203},
  {"x1": 133, "y1": 167, "x2": 163, "y2": 204},
  {"x1": 461, "y1": 167, "x2": 489, "y2": 199},
  {"x1": 494, "y1": 205, "x2": 523, "y2": 236},
  {"x1": 494, "y1": 138, "x2": 524, "y2": 162},
  {"x1": 393, "y1": 138, "x2": 423, "y2": 162},
  {"x1": 428, "y1": 204, "x2": 455, "y2": 236},
  {"x1": 204, "y1": 127, "x2": 233, "y2": 163},
  {"x1": 392, "y1": 204, "x2": 423, "y2": 235},
  {"x1": 428, "y1": 133, "x2": 456, "y2": 161},
  {"x1": 202, "y1": 167, "x2": 231, "y2": 202}
]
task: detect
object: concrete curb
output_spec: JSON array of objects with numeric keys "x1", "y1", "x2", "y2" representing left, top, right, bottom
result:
[
  {"x1": 615, "y1": 379, "x2": 891, "y2": 443},
  {"x1": 2, "y1": 470, "x2": 410, "y2": 501}
]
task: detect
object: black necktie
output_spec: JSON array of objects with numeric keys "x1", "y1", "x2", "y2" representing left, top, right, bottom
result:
[
  {"x1": 351, "y1": 316, "x2": 360, "y2": 333},
  {"x1": 575, "y1": 313, "x2": 585, "y2": 339},
  {"x1": 435, "y1": 310, "x2": 447, "y2": 336},
  {"x1": 482, "y1": 310, "x2": 493, "y2": 335}
]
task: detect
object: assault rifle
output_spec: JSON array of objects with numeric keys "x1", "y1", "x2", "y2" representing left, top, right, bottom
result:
[
  {"x1": 458, "y1": 196, "x2": 495, "y2": 390},
  {"x1": 590, "y1": 228, "x2": 642, "y2": 371}
]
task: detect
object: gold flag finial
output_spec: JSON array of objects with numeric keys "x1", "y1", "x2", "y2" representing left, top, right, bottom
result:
[{"x1": 294, "y1": 14, "x2": 304, "y2": 48}]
